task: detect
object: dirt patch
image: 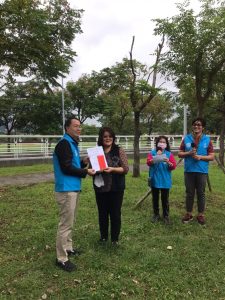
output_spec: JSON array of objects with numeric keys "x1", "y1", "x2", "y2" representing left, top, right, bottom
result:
[
  {"x1": 0, "y1": 165, "x2": 150, "y2": 187},
  {"x1": 0, "y1": 172, "x2": 54, "y2": 187}
]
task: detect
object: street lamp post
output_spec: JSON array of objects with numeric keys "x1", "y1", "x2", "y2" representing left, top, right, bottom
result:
[
  {"x1": 62, "y1": 77, "x2": 65, "y2": 134},
  {"x1": 183, "y1": 104, "x2": 188, "y2": 136}
]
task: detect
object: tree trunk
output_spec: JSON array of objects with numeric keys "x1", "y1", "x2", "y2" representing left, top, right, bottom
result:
[
  {"x1": 219, "y1": 111, "x2": 225, "y2": 167},
  {"x1": 133, "y1": 111, "x2": 141, "y2": 177},
  {"x1": 197, "y1": 97, "x2": 205, "y2": 117}
]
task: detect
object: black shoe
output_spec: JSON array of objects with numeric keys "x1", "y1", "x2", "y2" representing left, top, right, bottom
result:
[
  {"x1": 151, "y1": 214, "x2": 160, "y2": 223},
  {"x1": 98, "y1": 238, "x2": 108, "y2": 244},
  {"x1": 111, "y1": 240, "x2": 119, "y2": 246},
  {"x1": 55, "y1": 259, "x2": 76, "y2": 272},
  {"x1": 163, "y1": 216, "x2": 171, "y2": 225},
  {"x1": 66, "y1": 248, "x2": 82, "y2": 256}
]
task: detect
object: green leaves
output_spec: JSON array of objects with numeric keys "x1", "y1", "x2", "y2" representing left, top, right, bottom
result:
[
  {"x1": 66, "y1": 75, "x2": 104, "y2": 123},
  {"x1": 154, "y1": 0, "x2": 225, "y2": 116},
  {"x1": 0, "y1": 0, "x2": 83, "y2": 85}
]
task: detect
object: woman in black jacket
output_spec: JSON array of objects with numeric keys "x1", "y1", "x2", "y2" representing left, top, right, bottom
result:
[{"x1": 93, "y1": 127, "x2": 129, "y2": 245}]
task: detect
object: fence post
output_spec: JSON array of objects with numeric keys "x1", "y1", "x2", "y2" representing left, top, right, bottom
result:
[
  {"x1": 45, "y1": 138, "x2": 49, "y2": 157},
  {"x1": 125, "y1": 137, "x2": 128, "y2": 150},
  {"x1": 13, "y1": 138, "x2": 18, "y2": 158},
  {"x1": 216, "y1": 136, "x2": 220, "y2": 149},
  {"x1": 79, "y1": 137, "x2": 83, "y2": 151}
]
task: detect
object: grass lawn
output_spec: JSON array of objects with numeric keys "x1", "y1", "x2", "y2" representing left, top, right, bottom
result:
[
  {"x1": 0, "y1": 165, "x2": 225, "y2": 299},
  {"x1": 0, "y1": 158, "x2": 147, "y2": 177},
  {"x1": 0, "y1": 164, "x2": 53, "y2": 177}
]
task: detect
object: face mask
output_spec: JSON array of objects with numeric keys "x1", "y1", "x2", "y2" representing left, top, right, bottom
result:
[{"x1": 157, "y1": 142, "x2": 166, "y2": 150}]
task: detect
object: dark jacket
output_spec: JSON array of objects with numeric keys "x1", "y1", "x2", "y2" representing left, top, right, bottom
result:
[{"x1": 94, "y1": 146, "x2": 126, "y2": 193}]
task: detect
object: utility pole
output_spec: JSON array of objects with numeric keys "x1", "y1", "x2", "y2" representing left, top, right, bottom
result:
[
  {"x1": 62, "y1": 77, "x2": 65, "y2": 134},
  {"x1": 183, "y1": 104, "x2": 188, "y2": 136}
]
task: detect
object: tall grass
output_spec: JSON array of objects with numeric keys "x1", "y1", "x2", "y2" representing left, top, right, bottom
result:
[{"x1": 0, "y1": 165, "x2": 225, "y2": 299}]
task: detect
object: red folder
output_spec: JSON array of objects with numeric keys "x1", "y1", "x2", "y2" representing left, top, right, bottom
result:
[{"x1": 97, "y1": 155, "x2": 107, "y2": 170}]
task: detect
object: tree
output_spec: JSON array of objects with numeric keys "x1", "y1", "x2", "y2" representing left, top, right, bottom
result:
[
  {"x1": 0, "y1": 82, "x2": 30, "y2": 135},
  {"x1": 129, "y1": 36, "x2": 164, "y2": 177},
  {"x1": 217, "y1": 93, "x2": 225, "y2": 167},
  {"x1": 66, "y1": 75, "x2": 104, "y2": 123},
  {"x1": 22, "y1": 90, "x2": 64, "y2": 134},
  {"x1": 153, "y1": 0, "x2": 225, "y2": 117},
  {"x1": 95, "y1": 37, "x2": 164, "y2": 177},
  {"x1": 94, "y1": 65, "x2": 134, "y2": 134},
  {"x1": 0, "y1": 81, "x2": 65, "y2": 135},
  {"x1": 0, "y1": 0, "x2": 83, "y2": 87},
  {"x1": 140, "y1": 93, "x2": 174, "y2": 135},
  {"x1": 98, "y1": 91, "x2": 133, "y2": 134}
]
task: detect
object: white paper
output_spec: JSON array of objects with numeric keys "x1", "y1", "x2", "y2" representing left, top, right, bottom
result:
[
  {"x1": 153, "y1": 154, "x2": 167, "y2": 163},
  {"x1": 87, "y1": 146, "x2": 108, "y2": 171}
]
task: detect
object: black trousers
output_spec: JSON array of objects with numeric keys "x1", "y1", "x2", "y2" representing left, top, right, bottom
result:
[
  {"x1": 95, "y1": 191, "x2": 124, "y2": 242},
  {"x1": 152, "y1": 187, "x2": 170, "y2": 217},
  {"x1": 184, "y1": 172, "x2": 207, "y2": 213}
]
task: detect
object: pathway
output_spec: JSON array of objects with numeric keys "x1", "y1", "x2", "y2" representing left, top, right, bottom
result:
[{"x1": 0, "y1": 165, "x2": 149, "y2": 187}]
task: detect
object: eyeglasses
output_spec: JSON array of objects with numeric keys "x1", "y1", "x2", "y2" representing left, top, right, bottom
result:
[{"x1": 193, "y1": 123, "x2": 202, "y2": 127}]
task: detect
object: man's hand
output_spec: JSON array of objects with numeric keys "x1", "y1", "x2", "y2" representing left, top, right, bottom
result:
[
  {"x1": 87, "y1": 169, "x2": 96, "y2": 176},
  {"x1": 82, "y1": 156, "x2": 90, "y2": 165}
]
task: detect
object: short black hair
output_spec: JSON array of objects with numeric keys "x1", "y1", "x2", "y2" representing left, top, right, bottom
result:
[
  {"x1": 192, "y1": 117, "x2": 206, "y2": 127},
  {"x1": 64, "y1": 117, "x2": 80, "y2": 132}
]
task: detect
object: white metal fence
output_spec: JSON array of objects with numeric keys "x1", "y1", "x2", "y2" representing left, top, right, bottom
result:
[{"x1": 0, "y1": 134, "x2": 221, "y2": 159}]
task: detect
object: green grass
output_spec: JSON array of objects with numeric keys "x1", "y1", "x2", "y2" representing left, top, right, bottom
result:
[
  {"x1": 1, "y1": 165, "x2": 225, "y2": 299},
  {"x1": 0, "y1": 159, "x2": 146, "y2": 177},
  {"x1": 0, "y1": 164, "x2": 53, "y2": 177}
]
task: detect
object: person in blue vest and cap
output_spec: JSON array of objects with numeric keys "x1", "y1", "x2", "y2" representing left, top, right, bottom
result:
[
  {"x1": 53, "y1": 117, "x2": 95, "y2": 272},
  {"x1": 178, "y1": 117, "x2": 214, "y2": 225}
]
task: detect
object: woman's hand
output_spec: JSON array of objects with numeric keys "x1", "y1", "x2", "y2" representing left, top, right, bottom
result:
[
  {"x1": 189, "y1": 148, "x2": 197, "y2": 156},
  {"x1": 192, "y1": 154, "x2": 201, "y2": 161},
  {"x1": 164, "y1": 157, "x2": 173, "y2": 167},
  {"x1": 103, "y1": 167, "x2": 114, "y2": 173}
]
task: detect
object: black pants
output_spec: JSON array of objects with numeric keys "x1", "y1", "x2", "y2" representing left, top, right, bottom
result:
[
  {"x1": 152, "y1": 187, "x2": 170, "y2": 217},
  {"x1": 184, "y1": 172, "x2": 207, "y2": 213},
  {"x1": 95, "y1": 191, "x2": 124, "y2": 242}
]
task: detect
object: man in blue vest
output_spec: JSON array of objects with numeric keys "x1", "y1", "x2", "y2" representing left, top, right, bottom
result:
[
  {"x1": 53, "y1": 117, "x2": 95, "y2": 272},
  {"x1": 178, "y1": 117, "x2": 214, "y2": 225}
]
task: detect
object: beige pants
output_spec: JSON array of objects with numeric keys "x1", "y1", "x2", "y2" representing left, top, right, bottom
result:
[{"x1": 55, "y1": 192, "x2": 79, "y2": 262}]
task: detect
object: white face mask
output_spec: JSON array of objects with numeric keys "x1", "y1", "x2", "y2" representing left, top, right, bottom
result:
[{"x1": 157, "y1": 142, "x2": 167, "y2": 150}]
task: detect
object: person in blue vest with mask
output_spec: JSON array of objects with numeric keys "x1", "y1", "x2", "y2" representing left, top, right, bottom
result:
[
  {"x1": 147, "y1": 135, "x2": 176, "y2": 224},
  {"x1": 178, "y1": 117, "x2": 214, "y2": 225},
  {"x1": 53, "y1": 117, "x2": 95, "y2": 272}
]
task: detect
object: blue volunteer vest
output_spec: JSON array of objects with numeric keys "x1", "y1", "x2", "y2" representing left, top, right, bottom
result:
[
  {"x1": 148, "y1": 149, "x2": 172, "y2": 189},
  {"x1": 183, "y1": 134, "x2": 210, "y2": 174},
  {"x1": 53, "y1": 133, "x2": 82, "y2": 192}
]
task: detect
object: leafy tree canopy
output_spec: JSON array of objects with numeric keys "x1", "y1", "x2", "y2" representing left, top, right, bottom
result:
[
  {"x1": 0, "y1": 0, "x2": 83, "y2": 87},
  {"x1": 66, "y1": 74, "x2": 104, "y2": 123},
  {"x1": 0, "y1": 80, "x2": 64, "y2": 134},
  {"x1": 154, "y1": 0, "x2": 225, "y2": 116}
]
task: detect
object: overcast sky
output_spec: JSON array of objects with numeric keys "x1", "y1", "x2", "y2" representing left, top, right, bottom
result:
[{"x1": 67, "y1": 0, "x2": 201, "y2": 83}]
